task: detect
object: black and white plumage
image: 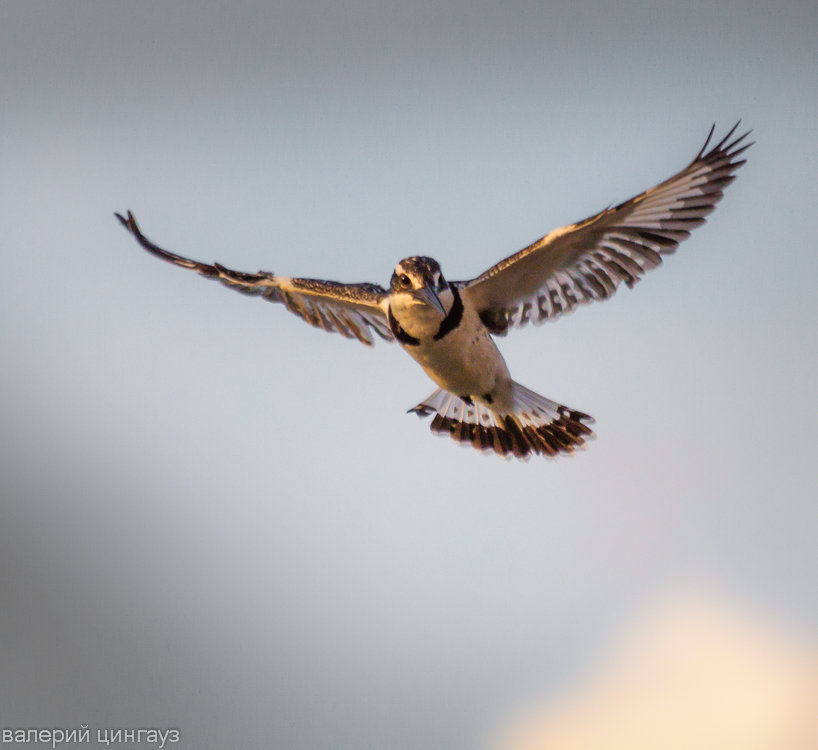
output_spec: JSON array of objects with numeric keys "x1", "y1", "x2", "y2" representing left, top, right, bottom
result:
[{"x1": 116, "y1": 123, "x2": 750, "y2": 460}]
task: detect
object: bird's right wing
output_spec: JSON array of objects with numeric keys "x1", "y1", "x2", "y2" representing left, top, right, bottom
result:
[
  {"x1": 116, "y1": 211, "x2": 394, "y2": 346},
  {"x1": 457, "y1": 123, "x2": 751, "y2": 334}
]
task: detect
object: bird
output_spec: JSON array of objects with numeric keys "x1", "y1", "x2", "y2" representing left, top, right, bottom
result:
[{"x1": 116, "y1": 123, "x2": 751, "y2": 460}]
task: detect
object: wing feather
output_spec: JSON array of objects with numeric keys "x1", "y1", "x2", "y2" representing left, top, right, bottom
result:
[
  {"x1": 458, "y1": 123, "x2": 752, "y2": 334},
  {"x1": 115, "y1": 211, "x2": 393, "y2": 346}
]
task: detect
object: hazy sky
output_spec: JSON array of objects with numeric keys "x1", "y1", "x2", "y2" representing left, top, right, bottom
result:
[{"x1": 2, "y1": 1, "x2": 816, "y2": 748}]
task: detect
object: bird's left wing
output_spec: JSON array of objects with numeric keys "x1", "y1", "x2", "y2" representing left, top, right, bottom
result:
[
  {"x1": 457, "y1": 123, "x2": 751, "y2": 335},
  {"x1": 116, "y1": 211, "x2": 394, "y2": 346}
]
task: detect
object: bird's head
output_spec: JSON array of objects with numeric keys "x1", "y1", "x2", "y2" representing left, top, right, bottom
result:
[{"x1": 390, "y1": 256, "x2": 450, "y2": 315}]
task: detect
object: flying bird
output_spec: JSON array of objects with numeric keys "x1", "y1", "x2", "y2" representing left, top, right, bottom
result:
[{"x1": 116, "y1": 123, "x2": 750, "y2": 460}]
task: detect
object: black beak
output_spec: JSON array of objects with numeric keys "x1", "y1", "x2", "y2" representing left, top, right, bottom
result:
[{"x1": 412, "y1": 287, "x2": 446, "y2": 315}]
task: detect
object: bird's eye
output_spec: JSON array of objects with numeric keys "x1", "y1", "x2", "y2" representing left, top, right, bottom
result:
[{"x1": 399, "y1": 274, "x2": 411, "y2": 288}]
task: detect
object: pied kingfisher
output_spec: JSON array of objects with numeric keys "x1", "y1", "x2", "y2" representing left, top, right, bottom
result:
[{"x1": 117, "y1": 124, "x2": 750, "y2": 460}]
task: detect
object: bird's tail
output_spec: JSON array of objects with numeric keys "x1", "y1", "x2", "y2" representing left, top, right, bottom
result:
[{"x1": 409, "y1": 382, "x2": 595, "y2": 460}]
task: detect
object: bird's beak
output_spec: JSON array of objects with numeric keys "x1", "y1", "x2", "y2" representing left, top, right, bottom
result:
[{"x1": 413, "y1": 287, "x2": 446, "y2": 315}]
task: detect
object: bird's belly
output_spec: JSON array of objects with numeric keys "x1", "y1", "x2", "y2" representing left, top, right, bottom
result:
[{"x1": 407, "y1": 323, "x2": 510, "y2": 398}]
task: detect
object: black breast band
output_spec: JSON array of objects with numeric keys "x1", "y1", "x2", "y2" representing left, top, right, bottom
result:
[
  {"x1": 387, "y1": 285, "x2": 464, "y2": 346},
  {"x1": 387, "y1": 306, "x2": 421, "y2": 346},
  {"x1": 433, "y1": 286, "x2": 463, "y2": 340}
]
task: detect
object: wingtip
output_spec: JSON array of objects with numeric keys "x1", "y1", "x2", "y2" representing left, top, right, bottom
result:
[
  {"x1": 712, "y1": 120, "x2": 742, "y2": 153},
  {"x1": 115, "y1": 210, "x2": 139, "y2": 233},
  {"x1": 696, "y1": 123, "x2": 717, "y2": 160},
  {"x1": 695, "y1": 120, "x2": 754, "y2": 162}
]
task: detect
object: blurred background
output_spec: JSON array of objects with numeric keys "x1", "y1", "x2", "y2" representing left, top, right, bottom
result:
[{"x1": 1, "y1": 1, "x2": 816, "y2": 748}]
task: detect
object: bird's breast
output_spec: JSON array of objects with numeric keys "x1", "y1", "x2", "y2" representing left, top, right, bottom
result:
[{"x1": 400, "y1": 304, "x2": 511, "y2": 398}]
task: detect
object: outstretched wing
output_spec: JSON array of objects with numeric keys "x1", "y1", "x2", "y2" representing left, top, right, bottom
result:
[
  {"x1": 458, "y1": 123, "x2": 752, "y2": 334},
  {"x1": 116, "y1": 211, "x2": 394, "y2": 346}
]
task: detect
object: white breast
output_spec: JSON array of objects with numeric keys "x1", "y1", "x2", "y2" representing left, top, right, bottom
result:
[{"x1": 399, "y1": 298, "x2": 512, "y2": 403}]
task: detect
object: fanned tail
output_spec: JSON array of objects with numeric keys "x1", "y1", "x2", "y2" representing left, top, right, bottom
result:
[{"x1": 409, "y1": 382, "x2": 595, "y2": 460}]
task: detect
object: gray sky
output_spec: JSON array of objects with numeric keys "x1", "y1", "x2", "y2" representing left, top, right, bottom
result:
[{"x1": 1, "y1": 1, "x2": 817, "y2": 748}]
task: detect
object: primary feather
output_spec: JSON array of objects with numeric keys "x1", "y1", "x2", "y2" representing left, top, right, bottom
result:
[{"x1": 458, "y1": 122, "x2": 752, "y2": 334}]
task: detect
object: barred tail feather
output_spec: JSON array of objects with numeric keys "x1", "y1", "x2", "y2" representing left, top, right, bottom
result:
[{"x1": 408, "y1": 383, "x2": 595, "y2": 460}]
